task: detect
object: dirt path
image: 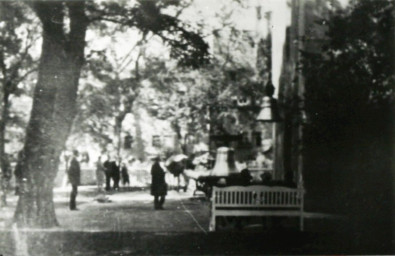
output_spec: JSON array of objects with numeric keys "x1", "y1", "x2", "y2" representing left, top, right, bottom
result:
[{"x1": 55, "y1": 188, "x2": 211, "y2": 233}]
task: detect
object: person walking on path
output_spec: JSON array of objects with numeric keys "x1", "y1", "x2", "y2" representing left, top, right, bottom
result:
[
  {"x1": 67, "y1": 150, "x2": 81, "y2": 210},
  {"x1": 150, "y1": 156, "x2": 167, "y2": 210},
  {"x1": 95, "y1": 156, "x2": 105, "y2": 191}
]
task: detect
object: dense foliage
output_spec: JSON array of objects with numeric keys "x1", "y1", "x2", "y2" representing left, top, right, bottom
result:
[
  {"x1": 72, "y1": 1, "x2": 270, "y2": 158},
  {"x1": 302, "y1": 0, "x2": 394, "y2": 249},
  {"x1": 303, "y1": 0, "x2": 394, "y2": 142}
]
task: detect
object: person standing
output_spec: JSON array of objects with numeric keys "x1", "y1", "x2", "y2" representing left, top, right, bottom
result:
[
  {"x1": 95, "y1": 156, "x2": 105, "y2": 192},
  {"x1": 121, "y1": 162, "x2": 130, "y2": 187},
  {"x1": 103, "y1": 155, "x2": 112, "y2": 191},
  {"x1": 111, "y1": 159, "x2": 120, "y2": 191},
  {"x1": 150, "y1": 156, "x2": 167, "y2": 210},
  {"x1": 67, "y1": 150, "x2": 81, "y2": 210}
]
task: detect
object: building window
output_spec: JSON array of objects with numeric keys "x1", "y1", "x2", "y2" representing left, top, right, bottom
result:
[{"x1": 152, "y1": 135, "x2": 161, "y2": 147}]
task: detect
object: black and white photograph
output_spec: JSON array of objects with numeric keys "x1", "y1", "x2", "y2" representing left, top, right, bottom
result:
[{"x1": 0, "y1": 0, "x2": 393, "y2": 255}]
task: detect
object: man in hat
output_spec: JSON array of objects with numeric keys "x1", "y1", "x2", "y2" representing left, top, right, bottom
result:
[
  {"x1": 68, "y1": 150, "x2": 81, "y2": 210},
  {"x1": 150, "y1": 155, "x2": 167, "y2": 210}
]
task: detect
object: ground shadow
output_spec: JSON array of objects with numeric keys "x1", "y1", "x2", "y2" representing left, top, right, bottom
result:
[{"x1": 1, "y1": 227, "x2": 392, "y2": 256}]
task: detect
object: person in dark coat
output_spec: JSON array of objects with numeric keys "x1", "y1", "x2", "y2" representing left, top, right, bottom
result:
[
  {"x1": 103, "y1": 156, "x2": 120, "y2": 191},
  {"x1": 111, "y1": 160, "x2": 120, "y2": 190},
  {"x1": 67, "y1": 150, "x2": 81, "y2": 210},
  {"x1": 240, "y1": 168, "x2": 253, "y2": 186},
  {"x1": 121, "y1": 163, "x2": 130, "y2": 187},
  {"x1": 150, "y1": 156, "x2": 167, "y2": 210},
  {"x1": 103, "y1": 155, "x2": 112, "y2": 191}
]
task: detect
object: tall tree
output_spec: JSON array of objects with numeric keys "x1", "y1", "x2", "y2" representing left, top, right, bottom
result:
[
  {"x1": 0, "y1": 2, "x2": 38, "y2": 206},
  {"x1": 14, "y1": 1, "x2": 89, "y2": 227},
  {"x1": 13, "y1": 0, "x2": 209, "y2": 227}
]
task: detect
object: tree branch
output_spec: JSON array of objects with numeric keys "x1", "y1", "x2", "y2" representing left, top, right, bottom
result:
[
  {"x1": 87, "y1": 1, "x2": 209, "y2": 68},
  {"x1": 118, "y1": 33, "x2": 150, "y2": 73},
  {"x1": 8, "y1": 41, "x2": 33, "y2": 86},
  {"x1": 13, "y1": 67, "x2": 38, "y2": 89}
]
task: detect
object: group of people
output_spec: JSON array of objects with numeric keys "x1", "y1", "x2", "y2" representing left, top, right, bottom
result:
[
  {"x1": 95, "y1": 156, "x2": 130, "y2": 192},
  {"x1": 66, "y1": 150, "x2": 168, "y2": 211}
]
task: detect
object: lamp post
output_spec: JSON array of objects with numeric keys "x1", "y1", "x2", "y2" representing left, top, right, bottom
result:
[
  {"x1": 255, "y1": 79, "x2": 308, "y2": 187},
  {"x1": 295, "y1": 99, "x2": 307, "y2": 189},
  {"x1": 256, "y1": 80, "x2": 282, "y2": 122},
  {"x1": 256, "y1": 80, "x2": 282, "y2": 179}
]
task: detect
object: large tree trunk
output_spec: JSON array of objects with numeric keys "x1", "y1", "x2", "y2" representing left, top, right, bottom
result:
[
  {"x1": 0, "y1": 89, "x2": 9, "y2": 207},
  {"x1": 14, "y1": 1, "x2": 87, "y2": 227},
  {"x1": 0, "y1": 91, "x2": 9, "y2": 165}
]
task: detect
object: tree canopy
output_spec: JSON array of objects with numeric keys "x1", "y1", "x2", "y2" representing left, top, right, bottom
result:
[
  {"x1": 303, "y1": 0, "x2": 394, "y2": 132},
  {"x1": 301, "y1": 0, "x2": 394, "y2": 244},
  {"x1": 11, "y1": 0, "x2": 212, "y2": 227}
]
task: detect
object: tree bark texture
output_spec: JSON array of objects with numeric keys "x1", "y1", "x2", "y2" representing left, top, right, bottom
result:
[
  {"x1": 0, "y1": 87, "x2": 10, "y2": 207},
  {"x1": 14, "y1": 1, "x2": 87, "y2": 227},
  {"x1": 0, "y1": 84, "x2": 9, "y2": 165}
]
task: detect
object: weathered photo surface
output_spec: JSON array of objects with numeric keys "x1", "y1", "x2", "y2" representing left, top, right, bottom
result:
[{"x1": 0, "y1": 0, "x2": 393, "y2": 255}]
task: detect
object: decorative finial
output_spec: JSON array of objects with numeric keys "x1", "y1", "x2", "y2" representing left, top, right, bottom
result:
[{"x1": 264, "y1": 80, "x2": 275, "y2": 97}]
